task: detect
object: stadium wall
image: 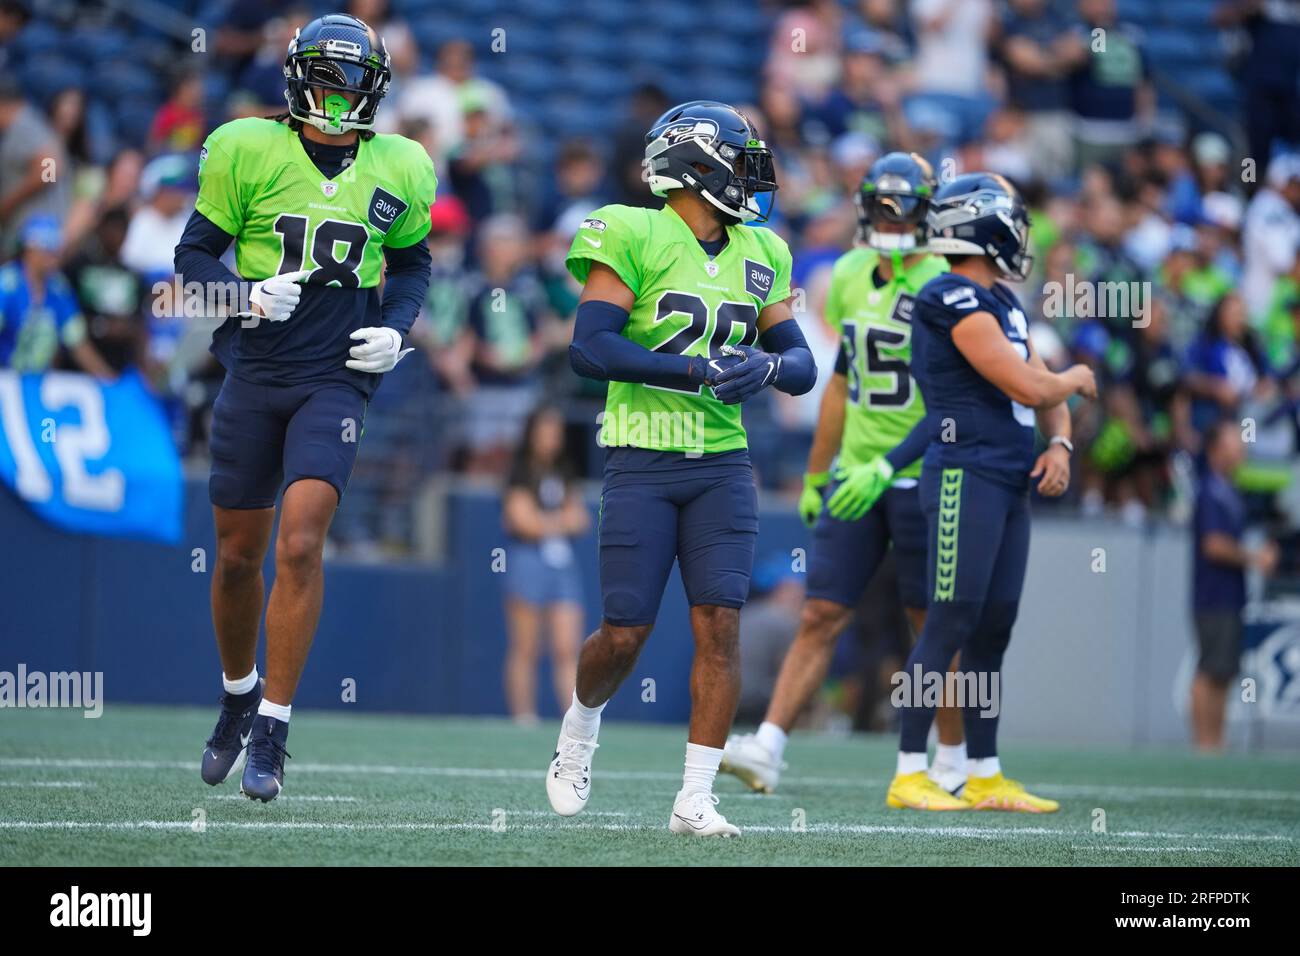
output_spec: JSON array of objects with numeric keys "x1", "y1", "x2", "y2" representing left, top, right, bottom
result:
[{"x1": 0, "y1": 479, "x2": 1255, "y2": 747}]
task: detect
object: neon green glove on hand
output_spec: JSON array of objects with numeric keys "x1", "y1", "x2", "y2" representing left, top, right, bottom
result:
[
  {"x1": 826, "y1": 457, "x2": 894, "y2": 521},
  {"x1": 799, "y1": 471, "x2": 831, "y2": 528}
]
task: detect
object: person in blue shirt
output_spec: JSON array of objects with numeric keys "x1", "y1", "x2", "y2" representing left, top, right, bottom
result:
[
  {"x1": 1191, "y1": 419, "x2": 1277, "y2": 750},
  {"x1": 0, "y1": 215, "x2": 114, "y2": 379}
]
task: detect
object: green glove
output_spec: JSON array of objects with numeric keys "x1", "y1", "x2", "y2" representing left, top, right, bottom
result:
[
  {"x1": 826, "y1": 457, "x2": 894, "y2": 522},
  {"x1": 798, "y1": 471, "x2": 831, "y2": 528}
]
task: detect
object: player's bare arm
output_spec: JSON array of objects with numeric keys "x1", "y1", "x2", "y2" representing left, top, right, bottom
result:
[{"x1": 951, "y1": 309, "x2": 1095, "y2": 408}]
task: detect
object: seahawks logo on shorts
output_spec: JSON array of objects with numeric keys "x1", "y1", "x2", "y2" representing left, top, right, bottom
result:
[
  {"x1": 368, "y1": 187, "x2": 408, "y2": 233},
  {"x1": 744, "y1": 259, "x2": 775, "y2": 299}
]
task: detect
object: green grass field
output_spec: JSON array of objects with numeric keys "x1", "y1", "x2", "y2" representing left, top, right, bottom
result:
[{"x1": 1, "y1": 706, "x2": 1297, "y2": 866}]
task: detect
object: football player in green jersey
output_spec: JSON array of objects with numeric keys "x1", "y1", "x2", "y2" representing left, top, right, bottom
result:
[
  {"x1": 174, "y1": 13, "x2": 436, "y2": 802},
  {"x1": 546, "y1": 102, "x2": 817, "y2": 836},
  {"x1": 721, "y1": 153, "x2": 969, "y2": 796}
]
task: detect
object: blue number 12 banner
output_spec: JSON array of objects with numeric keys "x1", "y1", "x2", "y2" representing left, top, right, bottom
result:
[{"x1": 0, "y1": 369, "x2": 182, "y2": 543}]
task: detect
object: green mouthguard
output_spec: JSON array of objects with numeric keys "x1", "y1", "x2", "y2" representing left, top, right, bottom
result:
[{"x1": 323, "y1": 94, "x2": 350, "y2": 129}]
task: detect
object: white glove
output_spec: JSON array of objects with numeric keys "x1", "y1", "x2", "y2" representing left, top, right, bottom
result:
[
  {"x1": 346, "y1": 326, "x2": 413, "y2": 373},
  {"x1": 241, "y1": 269, "x2": 310, "y2": 322}
]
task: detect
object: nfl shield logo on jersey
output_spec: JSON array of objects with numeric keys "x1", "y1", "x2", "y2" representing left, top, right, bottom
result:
[{"x1": 321, "y1": 181, "x2": 338, "y2": 198}]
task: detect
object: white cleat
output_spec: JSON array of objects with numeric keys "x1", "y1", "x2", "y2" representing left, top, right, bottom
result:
[
  {"x1": 928, "y1": 761, "x2": 967, "y2": 797},
  {"x1": 668, "y1": 791, "x2": 741, "y2": 837},
  {"x1": 546, "y1": 726, "x2": 599, "y2": 816},
  {"x1": 719, "y1": 733, "x2": 784, "y2": 794}
]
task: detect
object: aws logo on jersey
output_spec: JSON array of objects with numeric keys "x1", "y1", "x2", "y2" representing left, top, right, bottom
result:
[
  {"x1": 890, "y1": 292, "x2": 917, "y2": 324},
  {"x1": 744, "y1": 259, "x2": 774, "y2": 300},
  {"x1": 367, "y1": 186, "x2": 409, "y2": 233}
]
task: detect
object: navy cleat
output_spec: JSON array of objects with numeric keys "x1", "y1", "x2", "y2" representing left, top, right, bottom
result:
[
  {"x1": 201, "y1": 679, "x2": 264, "y2": 786},
  {"x1": 240, "y1": 714, "x2": 291, "y2": 802}
]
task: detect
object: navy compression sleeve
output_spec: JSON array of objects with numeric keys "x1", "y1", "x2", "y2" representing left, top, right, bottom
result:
[
  {"x1": 758, "y1": 319, "x2": 817, "y2": 395},
  {"x1": 173, "y1": 210, "x2": 241, "y2": 288},
  {"x1": 381, "y1": 240, "x2": 432, "y2": 337},
  {"x1": 885, "y1": 412, "x2": 933, "y2": 472},
  {"x1": 569, "y1": 299, "x2": 708, "y2": 389}
]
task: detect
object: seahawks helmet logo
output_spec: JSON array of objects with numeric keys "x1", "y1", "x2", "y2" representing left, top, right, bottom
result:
[{"x1": 661, "y1": 120, "x2": 719, "y2": 145}]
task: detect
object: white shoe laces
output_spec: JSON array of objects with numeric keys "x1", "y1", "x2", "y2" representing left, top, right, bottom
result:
[
  {"x1": 553, "y1": 735, "x2": 598, "y2": 783},
  {"x1": 678, "y1": 790, "x2": 721, "y2": 819}
]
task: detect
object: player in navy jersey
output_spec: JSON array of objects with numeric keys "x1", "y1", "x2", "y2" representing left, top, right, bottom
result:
[{"x1": 881, "y1": 174, "x2": 1096, "y2": 811}]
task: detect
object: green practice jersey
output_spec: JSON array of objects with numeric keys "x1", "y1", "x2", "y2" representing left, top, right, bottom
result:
[
  {"x1": 824, "y1": 247, "x2": 948, "y2": 477},
  {"x1": 195, "y1": 118, "x2": 438, "y2": 285},
  {"x1": 566, "y1": 204, "x2": 793, "y2": 454}
]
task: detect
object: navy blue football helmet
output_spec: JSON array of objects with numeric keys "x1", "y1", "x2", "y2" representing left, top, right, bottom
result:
[
  {"x1": 926, "y1": 173, "x2": 1033, "y2": 280},
  {"x1": 930, "y1": 172, "x2": 1029, "y2": 280},
  {"x1": 644, "y1": 101, "x2": 777, "y2": 222},
  {"x1": 284, "y1": 14, "x2": 390, "y2": 134},
  {"x1": 855, "y1": 151, "x2": 937, "y2": 251}
]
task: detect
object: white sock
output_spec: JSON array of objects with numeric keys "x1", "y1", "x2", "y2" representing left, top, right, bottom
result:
[
  {"x1": 897, "y1": 751, "x2": 928, "y2": 776},
  {"x1": 755, "y1": 721, "x2": 788, "y2": 760},
  {"x1": 564, "y1": 692, "x2": 604, "y2": 739},
  {"x1": 934, "y1": 742, "x2": 967, "y2": 769},
  {"x1": 223, "y1": 668, "x2": 258, "y2": 696},
  {"x1": 968, "y1": 756, "x2": 1001, "y2": 778},
  {"x1": 681, "y1": 742, "x2": 723, "y2": 796},
  {"x1": 258, "y1": 699, "x2": 291, "y2": 723}
]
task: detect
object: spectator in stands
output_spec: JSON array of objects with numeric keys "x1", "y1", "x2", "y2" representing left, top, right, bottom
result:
[
  {"x1": 909, "y1": 0, "x2": 994, "y2": 144},
  {"x1": 396, "y1": 39, "x2": 511, "y2": 167},
  {"x1": 1183, "y1": 291, "x2": 1273, "y2": 435},
  {"x1": 1216, "y1": 0, "x2": 1300, "y2": 176},
  {"x1": 446, "y1": 96, "x2": 521, "y2": 226},
  {"x1": 67, "y1": 206, "x2": 148, "y2": 376},
  {"x1": 611, "y1": 83, "x2": 669, "y2": 206},
  {"x1": 121, "y1": 155, "x2": 197, "y2": 280},
  {"x1": 1068, "y1": 0, "x2": 1153, "y2": 169},
  {"x1": 997, "y1": 0, "x2": 1086, "y2": 180},
  {"x1": 149, "y1": 71, "x2": 207, "y2": 154},
  {"x1": 765, "y1": 0, "x2": 843, "y2": 100},
  {"x1": 1190, "y1": 418, "x2": 1277, "y2": 750},
  {"x1": 460, "y1": 214, "x2": 553, "y2": 471},
  {"x1": 1241, "y1": 154, "x2": 1300, "y2": 321},
  {"x1": 409, "y1": 195, "x2": 475, "y2": 395},
  {"x1": 0, "y1": 75, "x2": 70, "y2": 254},
  {"x1": 231, "y1": 9, "x2": 309, "y2": 116},
  {"x1": 0, "y1": 215, "x2": 114, "y2": 379},
  {"x1": 501, "y1": 404, "x2": 589, "y2": 725},
  {"x1": 0, "y1": 0, "x2": 28, "y2": 77},
  {"x1": 803, "y1": 30, "x2": 910, "y2": 150}
]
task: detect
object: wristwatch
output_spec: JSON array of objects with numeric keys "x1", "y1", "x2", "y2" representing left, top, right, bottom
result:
[{"x1": 1049, "y1": 435, "x2": 1074, "y2": 455}]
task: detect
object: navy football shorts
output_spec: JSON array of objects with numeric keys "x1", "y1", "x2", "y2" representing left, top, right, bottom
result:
[
  {"x1": 920, "y1": 465, "x2": 1030, "y2": 609},
  {"x1": 806, "y1": 481, "x2": 929, "y2": 610},
  {"x1": 209, "y1": 374, "x2": 368, "y2": 510},
  {"x1": 597, "y1": 448, "x2": 758, "y2": 627}
]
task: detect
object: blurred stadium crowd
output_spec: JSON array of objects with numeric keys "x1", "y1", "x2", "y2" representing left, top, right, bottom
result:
[{"x1": 2, "y1": 0, "x2": 1300, "y2": 557}]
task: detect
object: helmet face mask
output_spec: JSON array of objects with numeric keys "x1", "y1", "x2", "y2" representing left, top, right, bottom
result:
[
  {"x1": 284, "y1": 14, "x2": 390, "y2": 135},
  {"x1": 855, "y1": 153, "x2": 936, "y2": 252},
  {"x1": 644, "y1": 102, "x2": 778, "y2": 223},
  {"x1": 925, "y1": 173, "x2": 1034, "y2": 280}
]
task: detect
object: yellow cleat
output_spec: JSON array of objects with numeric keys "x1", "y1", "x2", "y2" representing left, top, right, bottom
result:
[
  {"x1": 962, "y1": 773, "x2": 1059, "y2": 813},
  {"x1": 886, "y1": 771, "x2": 969, "y2": 810}
]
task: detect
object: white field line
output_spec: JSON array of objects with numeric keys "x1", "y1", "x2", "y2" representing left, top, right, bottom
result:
[
  {"x1": 0, "y1": 820, "x2": 1291, "y2": 848},
  {"x1": 0, "y1": 781, "x2": 90, "y2": 788},
  {"x1": 2, "y1": 757, "x2": 1297, "y2": 804},
  {"x1": 207, "y1": 794, "x2": 359, "y2": 803}
]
